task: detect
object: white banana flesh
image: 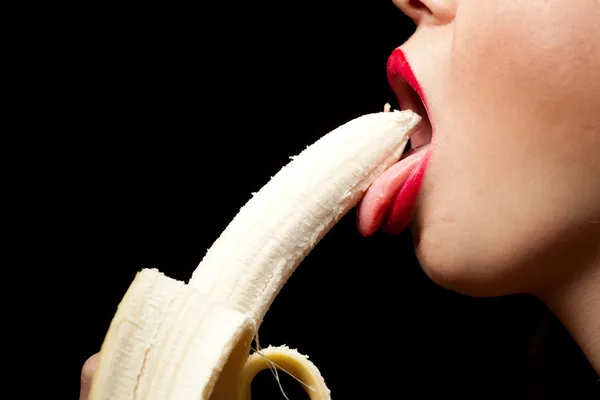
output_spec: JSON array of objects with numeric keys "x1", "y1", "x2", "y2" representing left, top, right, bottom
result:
[
  {"x1": 189, "y1": 109, "x2": 421, "y2": 325},
  {"x1": 89, "y1": 108, "x2": 421, "y2": 400}
]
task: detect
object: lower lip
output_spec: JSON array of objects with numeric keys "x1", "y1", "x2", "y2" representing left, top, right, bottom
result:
[{"x1": 383, "y1": 149, "x2": 431, "y2": 234}]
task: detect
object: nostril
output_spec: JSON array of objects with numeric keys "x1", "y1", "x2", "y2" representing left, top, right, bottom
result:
[{"x1": 408, "y1": 0, "x2": 427, "y2": 10}]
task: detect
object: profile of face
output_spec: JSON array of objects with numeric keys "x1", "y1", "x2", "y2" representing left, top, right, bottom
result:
[{"x1": 386, "y1": 0, "x2": 600, "y2": 297}]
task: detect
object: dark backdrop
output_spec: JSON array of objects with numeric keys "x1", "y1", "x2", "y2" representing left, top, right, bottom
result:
[{"x1": 51, "y1": 1, "x2": 599, "y2": 398}]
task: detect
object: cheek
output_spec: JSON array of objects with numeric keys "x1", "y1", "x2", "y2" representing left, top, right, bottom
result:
[
  {"x1": 444, "y1": 0, "x2": 600, "y2": 219},
  {"x1": 451, "y1": 0, "x2": 599, "y2": 120},
  {"x1": 413, "y1": 0, "x2": 600, "y2": 294}
]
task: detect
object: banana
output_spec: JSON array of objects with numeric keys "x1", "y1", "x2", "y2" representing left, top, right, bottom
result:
[
  {"x1": 239, "y1": 345, "x2": 331, "y2": 399},
  {"x1": 89, "y1": 269, "x2": 256, "y2": 400},
  {"x1": 89, "y1": 107, "x2": 421, "y2": 399}
]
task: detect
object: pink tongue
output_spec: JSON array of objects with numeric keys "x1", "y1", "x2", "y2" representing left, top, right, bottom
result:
[{"x1": 357, "y1": 153, "x2": 425, "y2": 237}]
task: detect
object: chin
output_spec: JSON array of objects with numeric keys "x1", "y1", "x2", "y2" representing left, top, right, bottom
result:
[{"x1": 412, "y1": 223, "x2": 522, "y2": 298}]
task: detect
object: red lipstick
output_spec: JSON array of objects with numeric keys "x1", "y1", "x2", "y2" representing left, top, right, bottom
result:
[
  {"x1": 387, "y1": 48, "x2": 429, "y2": 111},
  {"x1": 357, "y1": 48, "x2": 433, "y2": 236},
  {"x1": 382, "y1": 49, "x2": 432, "y2": 233}
]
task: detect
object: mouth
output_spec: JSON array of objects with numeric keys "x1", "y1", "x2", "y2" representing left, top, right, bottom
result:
[{"x1": 357, "y1": 48, "x2": 433, "y2": 237}]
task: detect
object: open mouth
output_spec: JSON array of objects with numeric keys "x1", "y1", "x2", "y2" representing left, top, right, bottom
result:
[
  {"x1": 391, "y1": 49, "x2": 433, "y2": 157},
  {"x1": 399, "y1": 82, "x2": 432, "y2": 158},
  {"x1": 357, "y1": 48, "x2": 433, "y2": 237}
]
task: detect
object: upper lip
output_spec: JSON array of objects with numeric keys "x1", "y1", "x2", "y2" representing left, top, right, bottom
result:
[{"x1": 386, "y1": 48, "x2": 433, "y2": 150}]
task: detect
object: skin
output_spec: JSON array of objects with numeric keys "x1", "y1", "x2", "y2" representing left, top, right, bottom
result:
[
  {"x1": 392, "y1": 0, "x2": 600, "y2": 371},
  {"x1": 81, "y1": 0, "x2": 600, "y2": 396},
  {"x1": 80, "y1": 353, "x2": 98, "y2": 400}
]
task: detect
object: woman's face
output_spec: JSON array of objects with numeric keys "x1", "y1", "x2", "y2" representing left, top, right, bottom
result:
[{"x1": 392, "y1": 0, "x2": 600, "y2": 296}]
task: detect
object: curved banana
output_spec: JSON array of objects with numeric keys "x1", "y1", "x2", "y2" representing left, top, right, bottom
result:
[
  {"x1": 89, "y1": 108, "x2": 421, "y2": 399},
  {"x1": 239, "y1": 345, "x2": 331, "y2": 400}
]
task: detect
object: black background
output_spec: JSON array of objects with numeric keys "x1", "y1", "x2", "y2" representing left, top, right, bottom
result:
[{"x1": 37, "y1": 1, "x2": 599, "y2": 398}]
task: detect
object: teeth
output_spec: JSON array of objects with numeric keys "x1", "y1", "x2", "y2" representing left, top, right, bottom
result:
[{"x1": 89, "y1": 109, "x2": 421, "y2": 400}]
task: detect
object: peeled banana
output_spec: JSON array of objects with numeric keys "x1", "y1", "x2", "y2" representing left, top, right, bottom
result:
[{"x1": 89, "y1": 107, "x2": 421, "y2": 399}]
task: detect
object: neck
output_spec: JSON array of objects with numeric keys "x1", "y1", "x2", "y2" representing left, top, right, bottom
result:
[{"x1": 539, "y1": 256, "x2": 600, "y2": 374}]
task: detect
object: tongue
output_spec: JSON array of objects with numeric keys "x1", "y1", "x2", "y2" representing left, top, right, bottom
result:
[{"x1": 357, "y1": 151, "x2": 426, "y2": 237}]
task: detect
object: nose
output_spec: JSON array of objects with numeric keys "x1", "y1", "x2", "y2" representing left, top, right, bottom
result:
[{"x1": 392, "y1": 0, "x2": 456, "y2": 25}]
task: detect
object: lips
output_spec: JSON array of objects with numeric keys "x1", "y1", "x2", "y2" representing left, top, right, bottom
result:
[{"x1": 357, "y1": 48, "x2": 433, "y2": 236}]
